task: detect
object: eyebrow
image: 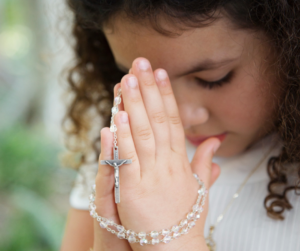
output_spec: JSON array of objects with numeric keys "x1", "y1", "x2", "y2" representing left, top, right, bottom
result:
[
  {"x1": 116, "y1": 57, "x2": 238, "y2": 77},
  {"x1": 175, "y1": 58, "x2": 238, "y2": 77}
]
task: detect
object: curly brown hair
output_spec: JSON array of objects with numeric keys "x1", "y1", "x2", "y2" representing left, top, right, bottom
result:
[{"x1": 62, "y1": 0, "x2": 300, "y2": 220}]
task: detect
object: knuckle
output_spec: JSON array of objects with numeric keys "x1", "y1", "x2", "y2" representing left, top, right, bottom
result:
[
  {"x1": 204, "y1": 162, "x2": 211, "y2": 172},
  {"x1": 143, "y1": 77, "x2": 155, "y2": 87},
  {"x1": 123, "y1": 151, "x2": 138, "y2": 163},
  {"x1": 152, "y1": 110, "x2": 167, "y2": 124},
  {"x1": 130, "y1": 96, "x2": 142, "y2": 104},
  {"x1": 120, "y1": 130, "x2": 131, "y2": 139},
  {"x1": 169, "y1": 114, "x2": 181, "y2": 125},
  {"x1": 161, "y1": 88, "x2": 173, "y2": 96},
  {"x1": 137, "y1": 125, "x2": 152, "y2": 141},
  {"x1": 170, "y1": 146, "x2": 181, "y2": 157}
]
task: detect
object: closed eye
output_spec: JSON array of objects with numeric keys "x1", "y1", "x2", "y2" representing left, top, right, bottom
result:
[{"x1": 195, "y1": 71, "x2": 234, "y2": 89}]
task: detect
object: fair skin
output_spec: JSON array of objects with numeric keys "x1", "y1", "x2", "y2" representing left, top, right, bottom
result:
[{"x1": 60, "y1": 14, "x2": 280, "y2": 251}]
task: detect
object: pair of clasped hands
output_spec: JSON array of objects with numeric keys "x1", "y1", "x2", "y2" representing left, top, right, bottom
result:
[{"x1": 94, "y1": 57, "x2": 221, "y2": 251}]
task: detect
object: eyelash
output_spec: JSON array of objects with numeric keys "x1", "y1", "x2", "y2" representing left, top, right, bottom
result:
[
  {"x1": 117, "y1": 66, "x2": 233, "y2": 90},
  {"x1": 195, "y1": 71, "x2": 233, "y2": 89}
]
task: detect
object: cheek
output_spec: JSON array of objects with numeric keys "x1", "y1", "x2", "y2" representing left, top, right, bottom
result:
[{"x1": 213, "y1": 77, "x2": 275, "y2": 133}]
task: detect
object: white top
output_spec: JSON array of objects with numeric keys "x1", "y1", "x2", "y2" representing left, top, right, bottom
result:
[{"x1": 69, "y1": 132, "x2": 300, "y2": 250}]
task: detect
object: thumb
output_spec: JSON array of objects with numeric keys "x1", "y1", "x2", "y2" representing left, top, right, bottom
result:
[
  {"x1": 190, "y1": 137, "x2": 221, "y2": 189},
  {"x1": 210, "y1": 162, "x2": 221, "y2": 187}
]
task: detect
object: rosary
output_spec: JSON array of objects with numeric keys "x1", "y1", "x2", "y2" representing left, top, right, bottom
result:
[
  {"x1": 89, "y1": 87, "x2": 208, "y2": 246},
  {"x1": 99, "y1": 87, "x2": 132, "y2": 203}
]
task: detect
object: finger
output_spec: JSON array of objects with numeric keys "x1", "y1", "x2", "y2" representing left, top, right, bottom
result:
[
  {"x1": 190, "y1": 137, "x2": 221, "y2": 189},
  {"x1": 154, "y1": 68, "x2": 186, "y2": 156},
  {"x1": 114, "y1": 110, "x2": 141, "y2": 187},
  {"x1": 131, "y1": 58, "x2": 170, "y2": 159},
  {"x1": 120, "y1": 74, "x2": 156, "y2": 171},
  {"x1": 95, "y1": 127, "x2": 119, "y2": 220}
]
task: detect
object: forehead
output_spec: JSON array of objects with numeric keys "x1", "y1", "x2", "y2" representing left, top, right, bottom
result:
[{"x1": 103, "y1": 15, "x2": 253, "y2": 72}]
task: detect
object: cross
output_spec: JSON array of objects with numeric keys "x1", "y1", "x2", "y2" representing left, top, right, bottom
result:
[{"x1": 100, "y1": 146, "x2": 132, "y2": 203}]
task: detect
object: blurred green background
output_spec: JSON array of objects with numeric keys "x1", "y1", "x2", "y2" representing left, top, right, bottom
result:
[{"x1": 0, "y1": 0, "x2": 77, "y2": 250}]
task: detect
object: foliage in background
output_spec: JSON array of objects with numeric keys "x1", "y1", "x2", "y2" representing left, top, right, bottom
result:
[
  {"x1": 0, "y1": 0, "x2": 78, "y2": 249},
  {"x1": 0, "y1": 125, "x2": 76, "y2": 251}
]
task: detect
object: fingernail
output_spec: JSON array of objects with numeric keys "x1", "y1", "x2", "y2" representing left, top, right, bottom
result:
[
  {"x1": 213, "y1": 141, "x2": 221, "y2": 153},
  {"x1": 127, "y1": 76, "x2": 137, "y2": 88},
  {"x1": 156, "y1": 69, "x2": 168, "y2": 81},
  {"x1": 138, "y1": 59, "x2": 150, "y2": 71},
  {"x1": 121, "y1": 112, "x2": 128, "y2": 123}
]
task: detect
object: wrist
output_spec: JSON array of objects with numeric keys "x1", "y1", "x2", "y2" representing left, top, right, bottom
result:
[
  {"x1": 93, "y1": 220, "x2": 133, "y2": 251},
  {"x1": 130, "y1": 233, "x2": 208, "y2": 251}
]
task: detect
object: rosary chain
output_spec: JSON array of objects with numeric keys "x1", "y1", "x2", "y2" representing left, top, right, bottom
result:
[
  {"x1": 89, "y1": 174, "x2": 208, "y2": 246},
  {"x1": 110, "y1": 87, "x2": 122, "y2": 147}
]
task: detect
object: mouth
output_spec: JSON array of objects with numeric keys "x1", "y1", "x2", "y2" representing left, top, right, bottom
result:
[{"x1": 186, "y1": 132, "x2": 227, "y2": 146}]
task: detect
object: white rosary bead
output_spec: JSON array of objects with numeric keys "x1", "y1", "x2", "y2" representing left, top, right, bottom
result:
[
  {"x1": 171, "y1": 225, "x2": 180, "y2": 233},
  {"x1": 117, "y1": 232, "x2": 126, "y2": 239},
  {"x1": 110, "y1": 124, "x2": 117, "y2": 132},
  {"x1": 187, "y1": 212, "x2": 194, "y2": 220},
  {"x1": 193, "y1": 204, "x2": 199, "y2": 211},
  {"x1": 112, "y1": 106, "x2": 119, "y2": 114},
  {"x1": 138, "y1": 232, "x2": 147, "y2": 239},
  {"x1": 161, "y1": 229, "x2": 170, "y2": 236},
  {"x1": 88, "y1": 174, "x2": 207, "y2": 246},
  {"x1": 90, "y1": 210, "x2": 96, "y2": 218},
  {"x1": 188, "y1": 221, "x2": 196, "y2": 228},
  {"x1": 117, "y1": 225, "x2": 125, "y2": 232},
  {"x1": 198, "y1": 187, "x2": 205, "y2": 195},
  {"x1": 89, "y1": 204, "x2": 96, "y2": 211},
  {"x1": 180, "y1": 219, "x2": 188, "y2": 226},
  {"x1": 173, "y1": 232, "x2": 181, "y2": 239},
  {"x1": 126, "y1": 229, "x2": 135, "y2": 237},
  {"x1": 100, "y1": 221, "x2": 108, "y2": 228},
  {"x1": 89, "y1": 194, "x2": 95, "y2": 202},
  {"x1": 114, "y1": 96, "x2": 121, "y2": 105},
  {"x1": 140, "y1": 238, "x2": 148, "y2": 245},
  {"x1": 181, "y1": 227, "x2": 189, "y2": 235},
  {"x1": 150, "y1": 231, "x2": 159, "y2": 238},
  {"x1": 151, "y1": 238, "x2": 160, "y2": 245},
  {"x1": 106, "y1": 219, "x2": 114, "y2": 226},
  {"x1": 128, "y1": 235, "x2": 136, "y2": 243},
  {"x1": 163, "y1": 235, "x2": 172, "y2": 243},
  {"x1": 117, "y1": 87, "x2": 122, "y2": 95}
]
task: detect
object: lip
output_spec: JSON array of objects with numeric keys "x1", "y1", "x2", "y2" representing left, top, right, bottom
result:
[{"x1": 186, "y1": 132, "x2": 227, "y2": 146}]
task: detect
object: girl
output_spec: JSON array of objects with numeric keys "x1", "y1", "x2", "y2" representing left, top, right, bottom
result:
[{"x1": 60, "y1": 1, "x2": 300, "y2": 251}]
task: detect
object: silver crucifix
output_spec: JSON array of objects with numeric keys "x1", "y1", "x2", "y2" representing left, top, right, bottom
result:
[{"x1": 100, "y1": 146, "x2": 132, "y2": 203}]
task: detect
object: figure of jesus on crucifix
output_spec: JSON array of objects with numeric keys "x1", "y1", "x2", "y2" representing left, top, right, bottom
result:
[{"x1": 100, "y1": 146, "x2": 132, "y2": 203}]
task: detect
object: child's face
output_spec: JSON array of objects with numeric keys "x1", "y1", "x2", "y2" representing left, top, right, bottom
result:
[{"x1": 103, "y1": 15, "x2": 281, "y2": 157}]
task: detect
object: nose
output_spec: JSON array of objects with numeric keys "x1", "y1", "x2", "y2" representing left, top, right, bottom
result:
[{"x1": 179, "y1": 104, "x2": 209, "y2": 129}]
